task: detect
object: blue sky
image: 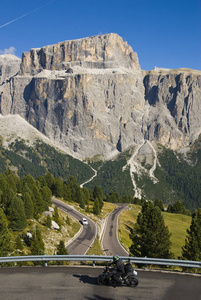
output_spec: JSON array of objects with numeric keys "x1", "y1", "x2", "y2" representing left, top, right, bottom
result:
[{"x1": 0, "y1": 0, "x2": 200, "y2": 70}]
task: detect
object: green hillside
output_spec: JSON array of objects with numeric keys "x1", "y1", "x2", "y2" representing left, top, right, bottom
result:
[
  {"x1": 86, "y1": 149, "x2": 134, "y2": 196},
  {"x1": 119, "y1": 205, "x2": 191, "y2": 258},
  {"x1": 1, "y1": 132, "x2": 201, "y2": 210},
  {"x1": 0, "y1": 137, "x2": 94, "y2": 184}
]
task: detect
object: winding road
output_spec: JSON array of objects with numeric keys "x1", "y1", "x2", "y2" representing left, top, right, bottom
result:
[
  {"x1": 52, "y1": 198, "x2": 97, "y2": 255},
  {"x1": 101, "y1": 204, "x2": 129, "y2": 256},
  {"x1": 53, "y1": 199, "x2": 129, "y2": 256}
]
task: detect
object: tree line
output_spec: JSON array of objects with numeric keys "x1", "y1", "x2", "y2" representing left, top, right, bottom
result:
[{"x1": 0, "y1": 170, "x2": 201, "y2": 267}]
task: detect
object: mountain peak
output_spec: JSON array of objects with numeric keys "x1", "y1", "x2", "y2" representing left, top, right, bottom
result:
[{"x1": 20, "y1": 33, "x2": 140, "y2": 75}]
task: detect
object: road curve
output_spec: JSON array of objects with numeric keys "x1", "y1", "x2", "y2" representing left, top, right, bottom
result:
[
  {"x1": 0, "y1": 267, "x2": 200, "y2": 300},
  {"x1": 101, "y1": 204, "x2": 129, "y2": 256},
  {"x1": 52, "y1": 198, "x2": 97, "y2": 255}
]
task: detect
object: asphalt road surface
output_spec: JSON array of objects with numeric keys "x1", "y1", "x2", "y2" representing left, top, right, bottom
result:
[
  {"x1": 101, "y1": 204, "x2": 129, "y2": 256},
  {"x1": 0, "y1": 266, "x2": 200, "y2": 300},
  {"x1": 52, "y1": 198, "x2": 97, "y2": 254}
]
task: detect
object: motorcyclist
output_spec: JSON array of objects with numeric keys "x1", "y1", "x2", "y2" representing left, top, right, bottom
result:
[{"x1": 109, "y1": 255, "x2": 125, "y2": 285}]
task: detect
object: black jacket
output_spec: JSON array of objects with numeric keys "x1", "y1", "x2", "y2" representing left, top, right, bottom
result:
[{"x1": 113, "y1": 259, "x2": 125, "y2": 273}]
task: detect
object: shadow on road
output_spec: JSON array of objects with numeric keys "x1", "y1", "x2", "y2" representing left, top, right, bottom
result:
[{"x1": 73, "y1": 274, "x2": 99, "y2": 285}]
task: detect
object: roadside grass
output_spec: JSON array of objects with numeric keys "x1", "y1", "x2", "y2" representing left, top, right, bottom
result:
[
  {"x1": 162, "y1": 212, "x2": 191, "y2": 258},
  {"x1": 87, "y1": 236, "x2": 104, "y2": 255},
  {"x1": 118, "y1": 204, "x2": 191, "y2": 258},
  {"x1": 102, "y1": 202, "x2": 117, "y2": 217},
  {"x1": 118, "y1": 205, "x2": 141, "y2": 253}
]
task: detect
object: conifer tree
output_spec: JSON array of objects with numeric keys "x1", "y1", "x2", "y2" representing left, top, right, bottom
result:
[
  {"x1": 93, "y1": 186, "x2": 103, "y2": 201},
  {"x1": 53, "y1": 206, "x2": 61, "y2": 226},
  {"x1": 56, "y1": 240, "x2": 69, "y2": 265},
  {"x1": 37, "y1": 175, "x2": 47, "y2": 187},
  {"x1": 181, "y1": 209, "x2": 201, "y2": 261},
  {"x1": 93, "y1": 198, "x2": 100, "y2": 215},
  {"x1": 45, "y1": 172, "x2": 55, "y2": 191},
  {"x1": 93, "y1": 186, "x2": 104, "y2": 210},
  {"x1": 53, "y1": 177, "x2": 63, "y2": 198},
  {"x1": 0, "y1": 208, "x2": 14, "y2": 256},
  {"x1": 22, "y1": 174, "x2": 36, "y2": 190},
  {"x1": 46, "y1": 214, "x2": 52, "y2": 228},
  {"x1": 63, "y1": 184, "x2": 71, "y2": 201},
  {"x1": 41, "y1": 186, "x2": 52, "y2": 208},
  {"x1": 30, "y1": 225, "x2": 45, "y2": 256},
  {"x1": 1, "y1": 186, "x2": 15, "y2": 214},
  {"x1": 56, "y1": 240, "x2": 68, "y2": 255},
  {"x1": 32, "y1": 185, "x2": 45, "y2": 215},
  {"x1": 130, "y1": 201, "x2": 173, "y2": 258},
  {"x1": 23, "y1": 192, "x2": 34, "y2": 219},
  {"x1": 76, "y1": 188, "x2": 85, "y2": 209},
  {"x1": 8, "y1": 196, "x2": 27, "y2": 230},
  {"x1": 6, "y1": 172, "x2": 18, "y2": 194},
  {"x1": 83, "y1": 187, "x2": 90, "y2": 205},
  {"x1": 154, "y1": 199, "x2": 164, "y2": 211}
]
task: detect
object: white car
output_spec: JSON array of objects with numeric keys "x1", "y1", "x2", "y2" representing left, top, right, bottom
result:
[{"x1": 82, "y1": 218, "x2": 88, "y2": 225}]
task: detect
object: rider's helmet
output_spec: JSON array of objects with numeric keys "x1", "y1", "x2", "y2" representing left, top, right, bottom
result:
[{"x1": 113, "y1": 255, "x2": 119, "y2": 262}]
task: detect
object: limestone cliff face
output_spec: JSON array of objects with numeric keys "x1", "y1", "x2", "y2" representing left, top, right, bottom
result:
[
  {"x1": 0, "y1": 34, "x2": 201, "y2": 159},
  {"x1": 20, "y1": 33, "x2": 140, "y2": 75},
  {"x1": 143, "y1": 69, "x2": 201, "y2": 148},
  {"x1": 0, "y1": 54, "x2": 21, "y2": 84},
  {"x1": 2, "y1": 71, "x2": 145, "y2": 158}
]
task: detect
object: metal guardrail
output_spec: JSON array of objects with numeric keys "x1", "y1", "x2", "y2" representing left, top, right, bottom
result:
[{"x1": 0, "y1": 255, "x2": 201, "y2": 269}]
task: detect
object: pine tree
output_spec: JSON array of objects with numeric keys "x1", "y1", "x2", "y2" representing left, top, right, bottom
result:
[
  {"x1": 67, "y1": 176, "x2": 79, "y2": 202},
  {"x1": 0, "y1": 208, "x2": 14, "y2": 256},
  {"x1": 181, "y1": 209, "x2": 201, "y2": 261},
  {"x1": 32, "y1": 185, "x2": 45, "y2": 216},
  {"x1": 41, "y1": 186, "x2": 52, "y2": 208},
  {"x1": 45, "y1": 172, "x2": 55, "y2": 191},
  {"x1": 93, "y1": 186, "x2": 104, "y2": 210},
  {"x1": 63, "y1": 184, "x2": 71, "y2": 201},
  {"x1": 129, "y1": 201, "x2": 173, "y2": 259},
  {"x1": 1, "y1": 186, "x2": 15, "y2": 214},
  {"x1": 65, "y1": 215, "x2": 71, "y2": 225},
  {"x1": 83, "y1": 187, "x2": 90, "y2": 205},
  {"x1": 56, "y1": 240, "x2": 69, "y2": 265},
  {"x1": 93, "y1": 186, "x2": 103, "y2": 201},
  {"x1": 23, "y1": 192, "x2": 34, "y2": 219},
  {"x1": 46, "y1": 215, "x2": 52, "y2": 228},
  {"x1": 53, "y1": 206, "x2": 61, "y2": 226},
  {"x1": 154, "y1": 199, "x2": 164, "y2": 211},
  {"x1": 93, "y1": 198, "x2": 100, "y2": 215},
  {"x1": 30, "y1": 225, "x2": 45, "y2": 256},
  {"x1": 22, "y1": 174, "x2": 36, "y2": 190},
  {"x1": 37, "y1": 175, "x2": 47, "y2": 187},
  {"x1": 8, "y1": 196, "x2": 27, "y2": 230},
  {"x1": 76, "y1": 188, "x2": 85, "y2": 209},
  {"x1": 53, "y1": 177, "x2": 63, "y2": 198},
  {"x1": 56, "y1": 240, "x2": 68, "y2": 255}
]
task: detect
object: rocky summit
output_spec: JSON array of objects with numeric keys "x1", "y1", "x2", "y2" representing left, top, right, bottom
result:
[{"x1": 0, "y1": 33, "x2": 201, "y2": 161}]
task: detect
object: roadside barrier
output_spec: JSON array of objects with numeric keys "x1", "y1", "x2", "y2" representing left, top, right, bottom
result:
[{"x1": 0, "y1": 255, "x2": 200, "y2": 269}]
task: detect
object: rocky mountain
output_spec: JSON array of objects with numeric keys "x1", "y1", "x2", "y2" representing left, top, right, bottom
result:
[
  {"x1": 0, "y1": 33, "x2": 201, "y2": 207},
  {"x1": 0, "y1": 54, "x2": 21, "y2": 84}
]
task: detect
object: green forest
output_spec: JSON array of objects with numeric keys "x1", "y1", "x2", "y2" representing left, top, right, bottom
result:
[
  {"x1": 0, "y1": 168, "x2": 201, "y2": 267},
  {"x1": 1, "y1": 135, "x2": 201, "y2": 211}
]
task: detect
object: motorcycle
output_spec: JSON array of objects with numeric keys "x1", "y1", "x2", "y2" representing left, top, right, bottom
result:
[{"x1": 97, "y1": 262, "x2": 139, "y2": 287}]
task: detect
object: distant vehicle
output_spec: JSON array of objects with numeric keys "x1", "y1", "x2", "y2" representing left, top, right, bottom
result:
[{"x1": 81, "y1": 218, "x2": 88, "y2": 225}]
